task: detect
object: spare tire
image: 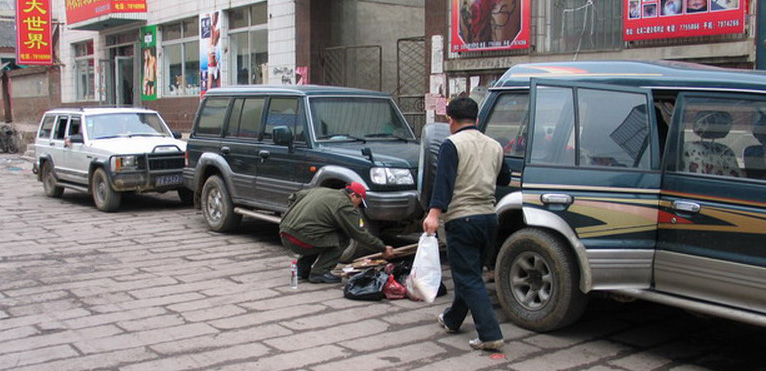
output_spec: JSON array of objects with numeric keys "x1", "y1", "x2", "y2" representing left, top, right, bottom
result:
[{"x1": 417, "y1": 122, "x2": 450, "y2": 211}]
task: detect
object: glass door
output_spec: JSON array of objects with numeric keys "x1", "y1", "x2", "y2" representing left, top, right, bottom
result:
[{"x1": 115, "y1": 56, "x2": 134, "y2": 106}]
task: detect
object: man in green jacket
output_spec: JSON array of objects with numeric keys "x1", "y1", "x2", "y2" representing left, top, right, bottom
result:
[{"x1": 279, "y1": 182, "x2": 395, "y2": 283}]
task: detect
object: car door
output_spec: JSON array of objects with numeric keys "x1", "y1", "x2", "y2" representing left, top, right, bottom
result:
[
  {"x1": 35, "y1": 114, "x2": 56, "y2": 162},
  {"x1": 49, "y1": 115, "x2": 72, "y2": 181},
  {"x1": 254, "y1": 96, "x2": 307, "y2": 211},
  {"x1": 524, "y1": 79, "x2": 661, "y2": 289},
  {"x1": 61, "y1": 114, "x2": 89, "y2": 185},
  {"x1": 224, "y1": 96, "x2": 265, "y2": 201},
  {"x1": 657, "y1": 92, "x2": 766, "y2": 313}
]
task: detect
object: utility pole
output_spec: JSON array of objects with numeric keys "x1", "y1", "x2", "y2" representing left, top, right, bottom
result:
[{"x1": 757, "y1": 0, "x2": 766, "y2": 69}]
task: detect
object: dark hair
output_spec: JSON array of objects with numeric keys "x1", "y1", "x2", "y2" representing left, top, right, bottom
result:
[{"x1": 446, "y1": 97, "x2": 478, "y2": 122}]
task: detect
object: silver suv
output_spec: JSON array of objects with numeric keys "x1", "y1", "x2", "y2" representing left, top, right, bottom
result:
[{"x1": 33, "y1": 107, "x2": 190, "y2": 211}]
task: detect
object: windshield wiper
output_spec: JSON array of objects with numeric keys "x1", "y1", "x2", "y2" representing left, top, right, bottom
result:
[
  {"x1": 128, "y1": 133, "x2": 165, "y2": 138},
  {"x1": 316, "y1": 134, "x2": 366, "y2": 143},
  {"x1": 364, "y1": 133, "x2": 412, "y2": 142}
]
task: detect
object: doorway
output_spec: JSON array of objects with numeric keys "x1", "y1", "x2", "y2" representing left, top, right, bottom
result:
[
  {"x1": 105, "y1": 42, "x2": 136, "y2": 106},
  {"x1": 115, "y1": 56, "x2": 134, "y2": 106}
]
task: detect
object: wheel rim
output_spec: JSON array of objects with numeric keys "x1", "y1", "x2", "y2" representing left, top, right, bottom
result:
[
  {"x1": 510, "y1": 251, "x2": 553, "y2": 311},
  {"x1": 43, "y1": 166, "x2": 55, "y2": 191},
  {"x1": 94, "y1": 174, "x2": 107, "y2": 204},
  {"x1": 205, "y1": 187, "x2": 223, "y2": 223}
]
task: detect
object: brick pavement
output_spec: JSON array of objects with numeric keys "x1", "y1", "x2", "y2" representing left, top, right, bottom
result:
[{"x1": 0, "y1": 153, "x2": 765, "y2": 371}]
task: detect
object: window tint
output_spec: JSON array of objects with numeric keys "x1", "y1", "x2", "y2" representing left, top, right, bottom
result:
[
  {"x1": 578, "y1": 88, "x2": 651, "y2": 169},
  {"x1": 68, "y1": 117, "x2": 82, "y2": 136},
  {"x1": 264, "y1": 97, "x2": 299, "y2": 141},
  {"x1": 226, "y1": 99, "x2": 244, "y2": 137},
  {"x1": 197, "y1": 98, "x2": 228, "y2": 136},
  {"x1": 240, "y1": 98, "x2": 265, "y2": 138},
  {"x1": 53, "y1": 116, "x2": 69, "y2": 140},
  {"x1": 484, "y1": 93, "x2": 529, "y2": 157},
  {"x1": 529, "y1": 87, "x2": 575, "y2": 165},
  {"x1": 678, "y1": 96, "x2": 766, "y2": 180},
  {"x1": 38, "y1": 115, "x2": 55, "y2": 139}
]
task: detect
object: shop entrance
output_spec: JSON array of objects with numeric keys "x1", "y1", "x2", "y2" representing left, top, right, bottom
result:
[
  {"x1": 115, "y1": 56, "x2": 134, "y2": 106},
  {"x1": 104, "y1": 36, "x2": 137, "y2": 106}
]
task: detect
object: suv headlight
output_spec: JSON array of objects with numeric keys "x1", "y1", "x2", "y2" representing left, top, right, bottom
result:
[
  {"x1": 112, "y1": 155, "x2": 139, "y2": 172},
  {"x1": 370, "y1": 167, "x2": 414, "y2": 185}
]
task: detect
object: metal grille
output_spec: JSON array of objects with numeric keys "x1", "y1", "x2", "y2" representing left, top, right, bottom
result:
[
  {"x1": 542, "y1": 0, "x2": 622, "y2": 54},
  {"x1": 396, "y1": 37, "x2": 426, "y2": 137},
  {"x1": 321, "y1": 45, "x2": 382, "y2": 91},
  {"x1": 148, "y1": 154, "x2": 185, "y2": 171}
]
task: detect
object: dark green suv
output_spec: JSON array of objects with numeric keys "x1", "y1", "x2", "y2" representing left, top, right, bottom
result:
[
  {"x1": 183, "y1": 85, "x2": 421, "y2": 244},
  {"x1": 421, "y1": 61, "x2": 766, "y2": 332}
]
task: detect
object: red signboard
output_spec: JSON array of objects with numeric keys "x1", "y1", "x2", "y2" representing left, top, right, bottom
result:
[
  {"x1": 65, "y1": 0, "x2": 147, "y2": 24},
  {"x1": 624, "y1": 0, "x2": 747, "y2": 41},
  {"x1": 16, "y1": 0, "x2": 53, "y2": 65},
  {"x1": 451, "y1": 0, "x2": 531, "y2": 52}
]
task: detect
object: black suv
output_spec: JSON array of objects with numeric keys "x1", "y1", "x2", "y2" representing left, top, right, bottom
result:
[{"x1": 184, "y1": 85, "x2": 421, "y2": 242}]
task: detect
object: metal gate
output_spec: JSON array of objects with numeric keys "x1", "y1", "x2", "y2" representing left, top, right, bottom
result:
[
  {"x1": 321, "y1": 45, "x2": 382, "y2": 91},
  {"x1": 396, "y1": 37, "x2": 426, "y2": 136}
]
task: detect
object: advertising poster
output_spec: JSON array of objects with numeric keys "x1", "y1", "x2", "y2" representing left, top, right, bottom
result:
[
  {"x1": 624, "y1": 0, "x2": 747, "y2": 41},
  {"x1": 451, "y1": 0, "x2": 531, "y2": 52},
  {"x1": 200, "y1": 10, "x2": 222, "y2": 97},
  {"x1": 66, "y1": 0, "x2": 147, "y2": 24},
  {"x1": 140, "y1": 26, "x2": 157, "y2": 101},
  {"x1": 16, "y1": 0, "x2": 53, "y2": 65}
]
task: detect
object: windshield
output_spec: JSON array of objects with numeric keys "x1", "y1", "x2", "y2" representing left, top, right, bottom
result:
[
  {"x1": 309, "y1": 97, "x2": 415, "y2": 141},
  {"x1": 86, "y1": 113, "x2": 170, "y2": 140}
]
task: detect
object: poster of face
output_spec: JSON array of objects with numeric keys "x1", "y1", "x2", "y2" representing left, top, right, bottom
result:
[
  {"x1": 200, "y1": 10, "x2": 222, "y2": 97},
  {"x1": 140, "y1": 26, "x2": 157, "y2": 101},
  {"x1": 451, "y1": 0, "x2": 531, "y2": 52},
  {"x1": 624, "y1": 0, "x2": 746, "y2": 41}
]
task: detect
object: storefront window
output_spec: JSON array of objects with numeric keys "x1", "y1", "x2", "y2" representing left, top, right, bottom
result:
[
  {"x1": 74, "y1": 41, "x2": 95, "y2": 101},
  {"x1": 162, "y1": 17, "x2": 200, "y2": 96},
  {"x1": 229, "y1": 3, "x2": 268, "y2": 85}
]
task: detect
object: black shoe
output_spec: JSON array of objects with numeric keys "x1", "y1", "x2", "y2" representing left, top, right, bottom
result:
[{"x1": 308, "y1": 272, "x2": 341, "y2": 284}]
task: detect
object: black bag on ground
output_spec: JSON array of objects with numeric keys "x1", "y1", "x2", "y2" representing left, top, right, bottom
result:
[{"x1": 344, "y1": 267, "x2": 389, "y2": 301}]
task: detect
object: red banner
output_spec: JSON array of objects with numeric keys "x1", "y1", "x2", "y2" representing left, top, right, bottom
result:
[
  {"x1": 65, "y1": 0, "x2": 147, "y2": 24},
  {"x1": 16, "y1": 0, "x2": 53, "y2": 65},
  {"x1": 451, "y1": 0, "x2": 531, "y2": 52},
  {"x1": 624, "y1": 0, "x2": 747, "y2": 41}
]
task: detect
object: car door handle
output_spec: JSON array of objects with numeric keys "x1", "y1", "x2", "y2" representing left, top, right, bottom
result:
[
  {"x1": 220, "y1": 146, "x2": 230, "y2": 155},
  {"x1": 672, "y1": 200, "x2": 700, "y2": 213},
  {"x1": 258, "y1": 150, "x2": 270, "y2": 163},
  {"x1": 541, "y1": 193, "x2": 573, "y2": 205}
]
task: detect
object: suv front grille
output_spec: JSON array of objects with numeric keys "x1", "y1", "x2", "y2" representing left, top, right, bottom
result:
[{"x1": 148, "y1": 154, "x2": 184, "y2": 171}]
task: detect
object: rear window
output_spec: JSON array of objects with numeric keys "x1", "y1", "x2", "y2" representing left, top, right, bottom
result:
[
  {"x1": 197, "y1": 98, "x2": 229, "y2": 136},
  {"x1": 37, "y1": 115, "x2": 55, "y2": 139}
]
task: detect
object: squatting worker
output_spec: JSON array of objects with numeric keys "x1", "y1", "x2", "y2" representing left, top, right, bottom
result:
[
  {"x1": 422, "y1": 97, "x2": 511, "y2": 351},
  {"x1": 279, "y1": 182, "x2": 395, "y2": 284}
]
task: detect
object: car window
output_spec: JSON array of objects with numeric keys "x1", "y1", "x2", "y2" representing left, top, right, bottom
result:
[
  {"x1": 676, "y1": 96, "x2": 766, "y2": 180},
  {"x1": 483, "y1": 92, "x2": 529, "y2": 157},
  {"x1": 240, "y1": 98, "x2": 265, "y2": 138},
  {"x1": 529, "y1": 86, "x2": 575, "y2": 165},
  {"x1": 263, "y1": 97, "x2": 299, "y2": 142},
  {"x1": 68, "y1": 116, "x2": 82, "y2": 136},
  {"x1": 310, "y1": 97, "x2": 414, "y2": 141},
  {"x1": 578, "y1": 88, "x2": 651, "y2": 169},
  {"x1": 53, "y1": 116, "x2": 69, "y2": 140},
  {"x1": 38, "y1": 115, "x2": 55, "y2": 139},
  {"x1": 197, "y1": 98, "x2": 228, "y2": 136}
]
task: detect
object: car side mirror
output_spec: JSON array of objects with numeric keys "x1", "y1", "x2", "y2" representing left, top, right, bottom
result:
[
  {"x1": 273, "y1": 126, "x2": 294, "y2": 147},
  {"x1": 172, "y1": 130, "x2": 182, "y2": 139},
  {"x1": 68, "y1": 133, "x2": 84, "y2": 144}
]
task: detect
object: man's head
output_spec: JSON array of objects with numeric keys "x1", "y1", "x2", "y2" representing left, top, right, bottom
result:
[
  {"x1": 345, "y1": 182, "x2": 368, "y2": 208},
  {"x1": 446, "y1": 97, "x2": 479, "y2": 134}
]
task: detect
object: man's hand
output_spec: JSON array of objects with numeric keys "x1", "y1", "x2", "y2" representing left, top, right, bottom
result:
[
  {"x1": 422, "y1": 208, "x2": 441, "y2": 235},
  {"x1": 381, "y1": 245, "x2": 395, "y2": 260}
]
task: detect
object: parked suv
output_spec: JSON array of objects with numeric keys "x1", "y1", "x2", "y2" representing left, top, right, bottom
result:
[
  {"x1": 420, "y1": 61, "x2": 766, "y2": 332},
  {"x1": 33, "y1": 107, "x2": 190, "y2": 212},
  {"x1": 184, "y1": 85, "x2": 421, "y2": 243}
]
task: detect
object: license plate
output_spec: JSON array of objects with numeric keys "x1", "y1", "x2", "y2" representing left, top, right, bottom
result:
[{"x1": 155, "y1": 174, "x2": 183, "y2": 186}]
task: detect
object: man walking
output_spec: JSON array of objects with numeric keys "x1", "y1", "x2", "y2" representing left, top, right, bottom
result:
[
  {"x1": 422, "y1": 97, "x2": 510, "y2": 350},
  {"x1": 280, "y1": 182, "x2": 395, "y2": 283}
]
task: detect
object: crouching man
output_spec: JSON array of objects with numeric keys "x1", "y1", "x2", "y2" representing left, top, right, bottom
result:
[{"x1": 279, "y1": 182, "x2": 395, "y2": 283}]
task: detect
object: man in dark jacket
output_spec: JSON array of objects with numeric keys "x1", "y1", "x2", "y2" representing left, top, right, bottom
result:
[{"x1": 279, "y1": 182, "x2": 395, "y2": 283}]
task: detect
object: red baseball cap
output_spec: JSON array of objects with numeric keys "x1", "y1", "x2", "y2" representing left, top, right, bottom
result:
[{"x1": 346, "y1": 182, "x2": 368, "y2": 208}]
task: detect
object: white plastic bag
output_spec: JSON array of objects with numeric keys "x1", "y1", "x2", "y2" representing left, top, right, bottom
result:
[{"x1": 406, "y1": 233, "x2": 441, "y2": 302}]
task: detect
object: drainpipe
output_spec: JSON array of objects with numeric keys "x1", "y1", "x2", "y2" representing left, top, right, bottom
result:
[{"x1": 757, "y1": 0, "x2": 766, "y2": 70}]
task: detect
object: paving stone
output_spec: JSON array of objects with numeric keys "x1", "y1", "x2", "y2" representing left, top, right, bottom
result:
[
  {"x1": 0, "y1": 344, "x2": 78, "y2": 369},
  {"x1": 312, "y1": 342, "x2": 448, "y2": 371},
  {"x1": 150, "y1": 324, "x2": 292, "y2": 355},
  {"x1": 73, "y1": 323, "x2": 218, "y2": 354},
  {"x1": 264, "y1": 319, "x2": 391, "y2": 352},
  {"x1": 214, "y1": 345, "x2": 348, "y2": 371},
  {"x1": 120, "y1": 343, "x2": 270, "y2": 371}
]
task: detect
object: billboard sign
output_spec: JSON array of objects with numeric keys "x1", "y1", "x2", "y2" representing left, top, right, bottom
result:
[
  {"x1": 16, "y1": 0, "x2": 53, "y2": 65},
  {"x1": 624, "y1": 0, "x2": 747, "y2": 41},
  {"x1": 451, "y1": 0, "x2": 531, "y2": 52},
  {"x1": 66, "y1": 0, "x2": 147, "y2": 24}
]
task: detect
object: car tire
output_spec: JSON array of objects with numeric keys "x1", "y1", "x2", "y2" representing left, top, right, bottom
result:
[
  {"x1": 178, "y1": 187, "x2": 194, "y2": 206},
  {"x1": 91, "y1": 167, "x2": 121, "y2": 212},
  {"x1": 418, "y1": 122, "x2": 451, "y2": 211},
  {"x1": 201, "y1": 175, "x2": 241, "y2": 232},
  {"x1": 41, "y1": 161, "x2": 64, "y2": 198},
  {"x1": 495, "y1": 228, "x2": 588, "y2": 332}
]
